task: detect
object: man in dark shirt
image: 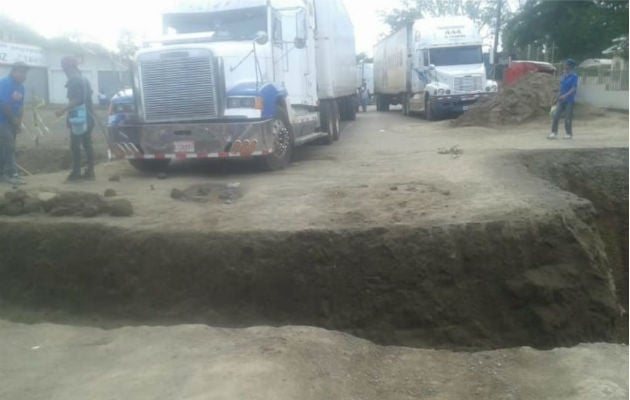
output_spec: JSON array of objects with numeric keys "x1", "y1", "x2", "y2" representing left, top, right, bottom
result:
[
  {"x1": 548, "y1": 58, "x2": 578, "y2": 140},
  {"x1": 0, "y1": 62, "x2": 28, "y2": 185},
  {"x1": 55, "y1": 56, "x2": 96, "y2": 181}
]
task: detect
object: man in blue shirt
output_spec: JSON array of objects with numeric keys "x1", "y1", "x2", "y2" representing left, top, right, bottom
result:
[
  {"x1": 549, "y1": 58, "x2": 578, "y2": 140},
  {"x1": 0, "y1": 62, "x2": 28, "y2": 185}
]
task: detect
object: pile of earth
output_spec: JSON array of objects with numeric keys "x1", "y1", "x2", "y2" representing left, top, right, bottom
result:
[
  {"x1": 0, "y1": 190, "x2": 133, "y2": 217},
  {"x1": 452, "y1": 72, "x2": 559, "y2": 127}
]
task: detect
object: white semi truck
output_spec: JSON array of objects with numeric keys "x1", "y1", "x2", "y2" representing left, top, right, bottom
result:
[
  {"x1": 373, "y1": 16, "x2": 497, "y2": 120},
  {"x1": 108, "y1": 0, "x2": 357, "y2": 170}
]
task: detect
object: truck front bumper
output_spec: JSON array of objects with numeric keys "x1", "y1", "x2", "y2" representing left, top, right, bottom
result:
[
  {"x1": 430, "y1": 92, "x2": 495, "y2": 115},
  {"x1": 108, "y1": 119, "x2": 275, "y2": 160}
]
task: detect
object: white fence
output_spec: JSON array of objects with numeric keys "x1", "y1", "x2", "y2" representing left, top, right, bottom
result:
[{"x1": 577, "y1": 65, "x2": 629, "y2": 110}]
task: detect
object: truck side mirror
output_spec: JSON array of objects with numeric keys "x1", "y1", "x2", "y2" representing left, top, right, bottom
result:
[{"x1": 255, "y1": 31, "x2": 269, "y2": 46}]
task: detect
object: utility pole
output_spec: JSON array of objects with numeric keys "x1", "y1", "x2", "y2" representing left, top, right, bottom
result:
[{"x1": 493, "y1": 0, "x2": 503, "y2": 71}]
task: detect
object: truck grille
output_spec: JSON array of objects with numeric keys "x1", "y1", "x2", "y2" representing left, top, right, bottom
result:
[
  {"x1": 453, "y1": 76, "x2": 483, "y2": 92},
  {"x1": 139, "y1": 52, "x2": 219, "y2": 122}
]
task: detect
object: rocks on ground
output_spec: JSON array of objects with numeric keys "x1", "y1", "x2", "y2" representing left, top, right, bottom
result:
[
  {"x1": 170, "y1": 182, "x2": 242, "y2": 204},
  {"x1": 0, "y1": 189, "x2": 133, "y2": 217}
]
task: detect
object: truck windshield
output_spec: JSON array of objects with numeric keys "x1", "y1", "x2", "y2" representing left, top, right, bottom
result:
[
  {"x1": 163, "y1": 6, "x2": 267, "y2": 41},
  {"x1": 429, "y1": 46, "x2": 482, "y2": 66}
]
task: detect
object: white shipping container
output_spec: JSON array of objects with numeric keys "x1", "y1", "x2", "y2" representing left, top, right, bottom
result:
[
  {"x1": 314, "y1": 0, "x2": 357, "y2": 99},
  {"x1": 373, "y1": 26, "x2": 410, "y2": 96}
]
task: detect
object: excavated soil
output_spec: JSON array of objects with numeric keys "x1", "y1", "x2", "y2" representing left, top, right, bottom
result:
[
  {"x1": 0, "y1": 149, "x2": 626, "y2": 350},
  {"x1": 453, "y1": 72, "x2": 559, "y2": 127}
]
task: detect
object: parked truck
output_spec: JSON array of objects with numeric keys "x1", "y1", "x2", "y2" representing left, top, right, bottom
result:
[
  {"x1": 373, "y1": 16, "x2": 497, "y2": 120},
  {"x1": 108, "y1": 0, "x2": 357, "y2": 171}
]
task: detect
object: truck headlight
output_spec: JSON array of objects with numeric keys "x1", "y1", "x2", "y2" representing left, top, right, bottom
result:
[
  {"x1": 437, "y1": 89, "x2": 445, "y2": 95},
  {"x1": 227, "y1": 96, "x2": 264, "y2": 109}
]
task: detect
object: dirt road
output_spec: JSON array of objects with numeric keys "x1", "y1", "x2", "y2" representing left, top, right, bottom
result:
[
  {"x1": 0, "y1": 321, "x2": 627, "y2": 400},
  {"x1": 8, "y1": 105, "x2": 629, "y2": 232},
  {"x1": 0, "y1": 106, "x2": 628, "y2": 399}
]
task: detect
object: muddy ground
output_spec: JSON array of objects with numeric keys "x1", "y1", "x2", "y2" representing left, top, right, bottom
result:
[{"x1": 0, "y1": 105, "x2": 628, "y2": 397}]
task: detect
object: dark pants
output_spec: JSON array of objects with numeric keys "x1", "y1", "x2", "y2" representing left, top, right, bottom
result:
[
  {"x1": 0, "y1": 123, "x2": 17, "y2": 178},
  {"x1": 70, "y1": 128, "x2": 94, "y2": 176},
  {"x1": 551, "y1": 101, "x2": 574, "y2": 136}
]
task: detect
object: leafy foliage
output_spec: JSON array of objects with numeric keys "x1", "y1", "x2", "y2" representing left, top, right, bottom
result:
[
  {"x1": 503, "y1": 0, "x2": 629, "y2": 61},
  {"x1": 379, "y1": 0, "x2": 510, "y2": 35}
]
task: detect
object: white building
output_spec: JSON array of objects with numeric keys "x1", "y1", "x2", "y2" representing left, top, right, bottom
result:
[{"x1": 0, "y1": 36, "x2": 128, "y2": 104}]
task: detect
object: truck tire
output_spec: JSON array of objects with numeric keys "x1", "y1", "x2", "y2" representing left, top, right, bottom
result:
[
  {"x1": 425, "y1": 96, "x2": 434, "y2": 121},
  {"x1": 331, "y1": 101, "x2": 341, "y2": 141},
  {"x1": 129, "y1": 159, "x2": 170, "y2": 172},
  {"x1": 261, "y1": 106, "x2": 294, "y2": 170},
  {"x1": 377, "y1": 96, "x2": 389, "y2": 112},
  {"x1": 320, "y1": 100, "x2": 334, "y2": 145},
  {"x1": 319, "y1": 100, "x2": 340, "y2": 144},
  {"x1": 347, "y1": 96, "x2": 357, "y2": 121},
  {"x1": 402, "y1": 95, "x2": 410, "y2": 116}
]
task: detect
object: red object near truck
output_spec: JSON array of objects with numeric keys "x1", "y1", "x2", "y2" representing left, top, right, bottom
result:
[{"x1": 504, "y1": 61, "x2": 556, "y2": 85}]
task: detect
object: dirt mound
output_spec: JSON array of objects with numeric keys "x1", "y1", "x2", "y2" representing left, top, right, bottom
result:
[
  {"x1": 453, "y1": 72, "x2": 559, "y2": 127},
  {"x1": 0, "y1": 189, "x2": 133, "y2": 217}
]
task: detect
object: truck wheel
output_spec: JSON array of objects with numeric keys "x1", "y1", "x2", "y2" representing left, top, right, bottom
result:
[
  {"x1": 129, "y1": 159, "x2": 170, "y2": 172},
  {"x1": 331, "y1": 101, "x2": 341, "y2": 141},
  {"x1": 320, "y1": 100, "x2": 334, "y2": 145},
  {"x1": 261, "y1": 107, "x2": 294, "y2": 170},
  {"x1": 425, "y1": 96, "x2": 434, "y2": 121},
  {"x1": 347, "y1": 97, "x2": 357, "y2": 121},
  {"x1": 379, "y1": 96, "x2": 390, "y2": 112},
  {"x1": 402, "y1": 95, "x2": 410, "y2": 116}
]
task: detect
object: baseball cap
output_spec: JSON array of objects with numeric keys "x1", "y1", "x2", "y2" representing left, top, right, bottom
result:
[
  {"x1": 61, "y1": 56, "x2": 80, "y2": 71},
  {"x1": 565, "y1": 58, "x2": 576, "y2": 68}
]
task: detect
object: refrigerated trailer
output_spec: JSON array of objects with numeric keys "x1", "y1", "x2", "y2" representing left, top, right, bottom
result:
[
  {"x1": 373, "y1": 16, "x2": 497, "y2": 120},
  {"x1": 108, "y1": 0, "x2": 357, "y2": 171}
]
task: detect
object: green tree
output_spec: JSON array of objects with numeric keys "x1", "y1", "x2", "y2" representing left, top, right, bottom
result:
[
  {"x1": 356, "y1": 52, "x2": 373, "y2": 63},
  {"x1": 379, "y1": 0, "x2": 510, "y2": 34},
  {"x1": 116, "y1": 30, "x2": 140, "y2": 62},
  {"x1": 503, "y1": 0, "x2": 629, "y2": 61}
]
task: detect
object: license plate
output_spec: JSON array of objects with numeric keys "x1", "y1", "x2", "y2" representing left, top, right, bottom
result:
[
  {"x1": 462, "y1": 105, "x2": 469, "y2": 111},
  {"x1": 174, "y1": 141, "x2": 195, "y2": 153}
]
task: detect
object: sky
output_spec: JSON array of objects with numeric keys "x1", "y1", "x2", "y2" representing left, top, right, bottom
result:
[{"x1": 1, "y1": 0, "x2": 403, "y2": 55}]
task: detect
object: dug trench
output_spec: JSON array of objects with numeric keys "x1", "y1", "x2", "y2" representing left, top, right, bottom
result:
[{"x1": 0, "y1": 148, "x2": 626, "y2": 350}]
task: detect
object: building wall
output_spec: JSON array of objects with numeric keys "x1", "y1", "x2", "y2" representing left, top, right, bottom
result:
[
  {"x1": 577, "y1": 84, "x2": 629, "y2": 110},
  {"x1": 47, "y1": 51, "x2": 127, "y2": 104}
]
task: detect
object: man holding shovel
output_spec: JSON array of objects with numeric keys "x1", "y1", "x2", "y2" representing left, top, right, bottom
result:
[
  {"x1": 0, "y1": 62, "x2": 29, "y2": 186},
  {"x1": 55, "y1": 56, "x2": 96, "y2": 181}
]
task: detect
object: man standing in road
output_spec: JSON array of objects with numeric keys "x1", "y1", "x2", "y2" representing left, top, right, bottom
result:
[
  {"x1": 0, "y1": 62, "x2": 29, "y2": 186},
  {"x1": 359, "y1": 79, "x2": 370, "y2": 113},
  {"x1": 548, "y1": 58, "x2": 578, "y2": 140},
  {"x1": 55, "y1": 56, "x2": 96, "y2": 181}
]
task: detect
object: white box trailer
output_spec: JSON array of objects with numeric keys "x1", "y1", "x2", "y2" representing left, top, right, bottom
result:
[
  {"x1": 109, "y1": 0, "x2": 358, "y2": 171},
  {"x1": 315, "y1": 0, "x2": 357, "y2": 100},
  {"x1": 373, "y1": 16, "x2": 497, "y2": 120}
]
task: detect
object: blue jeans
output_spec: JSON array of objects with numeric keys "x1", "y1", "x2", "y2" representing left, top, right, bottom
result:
[
  {"x1": 551, "y1": 101, "x2": 574, "y2": 136},
  {"x1": 0, "y1": 123, "x2": 17, "y2": 179},
  {"x1": 70, "y1": 128, "x2": 95, "y2": 176}
]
